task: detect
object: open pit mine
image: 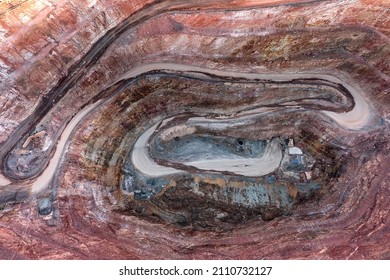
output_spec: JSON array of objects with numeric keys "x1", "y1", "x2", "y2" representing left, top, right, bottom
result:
[{"x1": 0, "y1": 0, "x2": 389, "y2": 260}]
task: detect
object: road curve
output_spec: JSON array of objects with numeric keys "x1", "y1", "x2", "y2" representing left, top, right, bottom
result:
[
  {"x1": 0, "y1": 62, "x2": 373, "y2": 199},
  {"x1": 30, "y1": 100, "x2": 103, "y2": 193},
  {"x1": 131, "y1": 118, "x2": 283, "y2": 177},
  {"x1": 115, "y1": 63, "x2": 372, "y2": 130}
]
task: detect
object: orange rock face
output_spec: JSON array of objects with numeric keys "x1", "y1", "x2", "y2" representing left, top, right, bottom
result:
[{"x1": 0, "y1": 0, "x2": 389, "y2": 259}]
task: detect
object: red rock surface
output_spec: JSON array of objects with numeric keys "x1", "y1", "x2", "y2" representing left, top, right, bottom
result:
[{"x1": 0, "y1": 0, "x2": 389, "y2": 259}]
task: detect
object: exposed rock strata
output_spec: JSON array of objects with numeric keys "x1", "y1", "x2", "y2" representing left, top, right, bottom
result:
[{"x1": 0, "y1": 0, "x2": 389, "y2": 259}]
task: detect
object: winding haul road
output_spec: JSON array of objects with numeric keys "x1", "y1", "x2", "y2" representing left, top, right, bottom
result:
[
  {"x1": 115, "y1": 63, "x2": 371, "y2": 130},
  {"x1": 0, "y1": 0, "x2": 372, "y2": 200},
  {"x1": 0, "y1": 62, "x2": 373, "y2": 201},
  {"x1": 131, "y1": 119, "x2": 283, "y2": 177}
]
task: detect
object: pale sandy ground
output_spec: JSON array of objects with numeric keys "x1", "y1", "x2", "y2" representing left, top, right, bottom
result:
[
  {"x1": 0, "y1": 62, "x2": 371, "y2": 192},
  {"x1": 131, "y1": 115, "x2": 283, "y2": 177},
  {"x1": 30, "y1": 100, "x2": 103, "y2": 193},
  {"x1": 126, "y1": 63, "x2": 371, "y2": 177},
  {"x1": 131, "y1": 122, "x2": 184, "y2": 177},
  {"x1": 117, "y1": 63, "x2": 371, "y2": 130},
  {"x1": 0, "y1": 174, "x2": 11, "y2": 187},
  {"x1": 182, "y1": 138, "x2": 282, "y2": 176}
]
